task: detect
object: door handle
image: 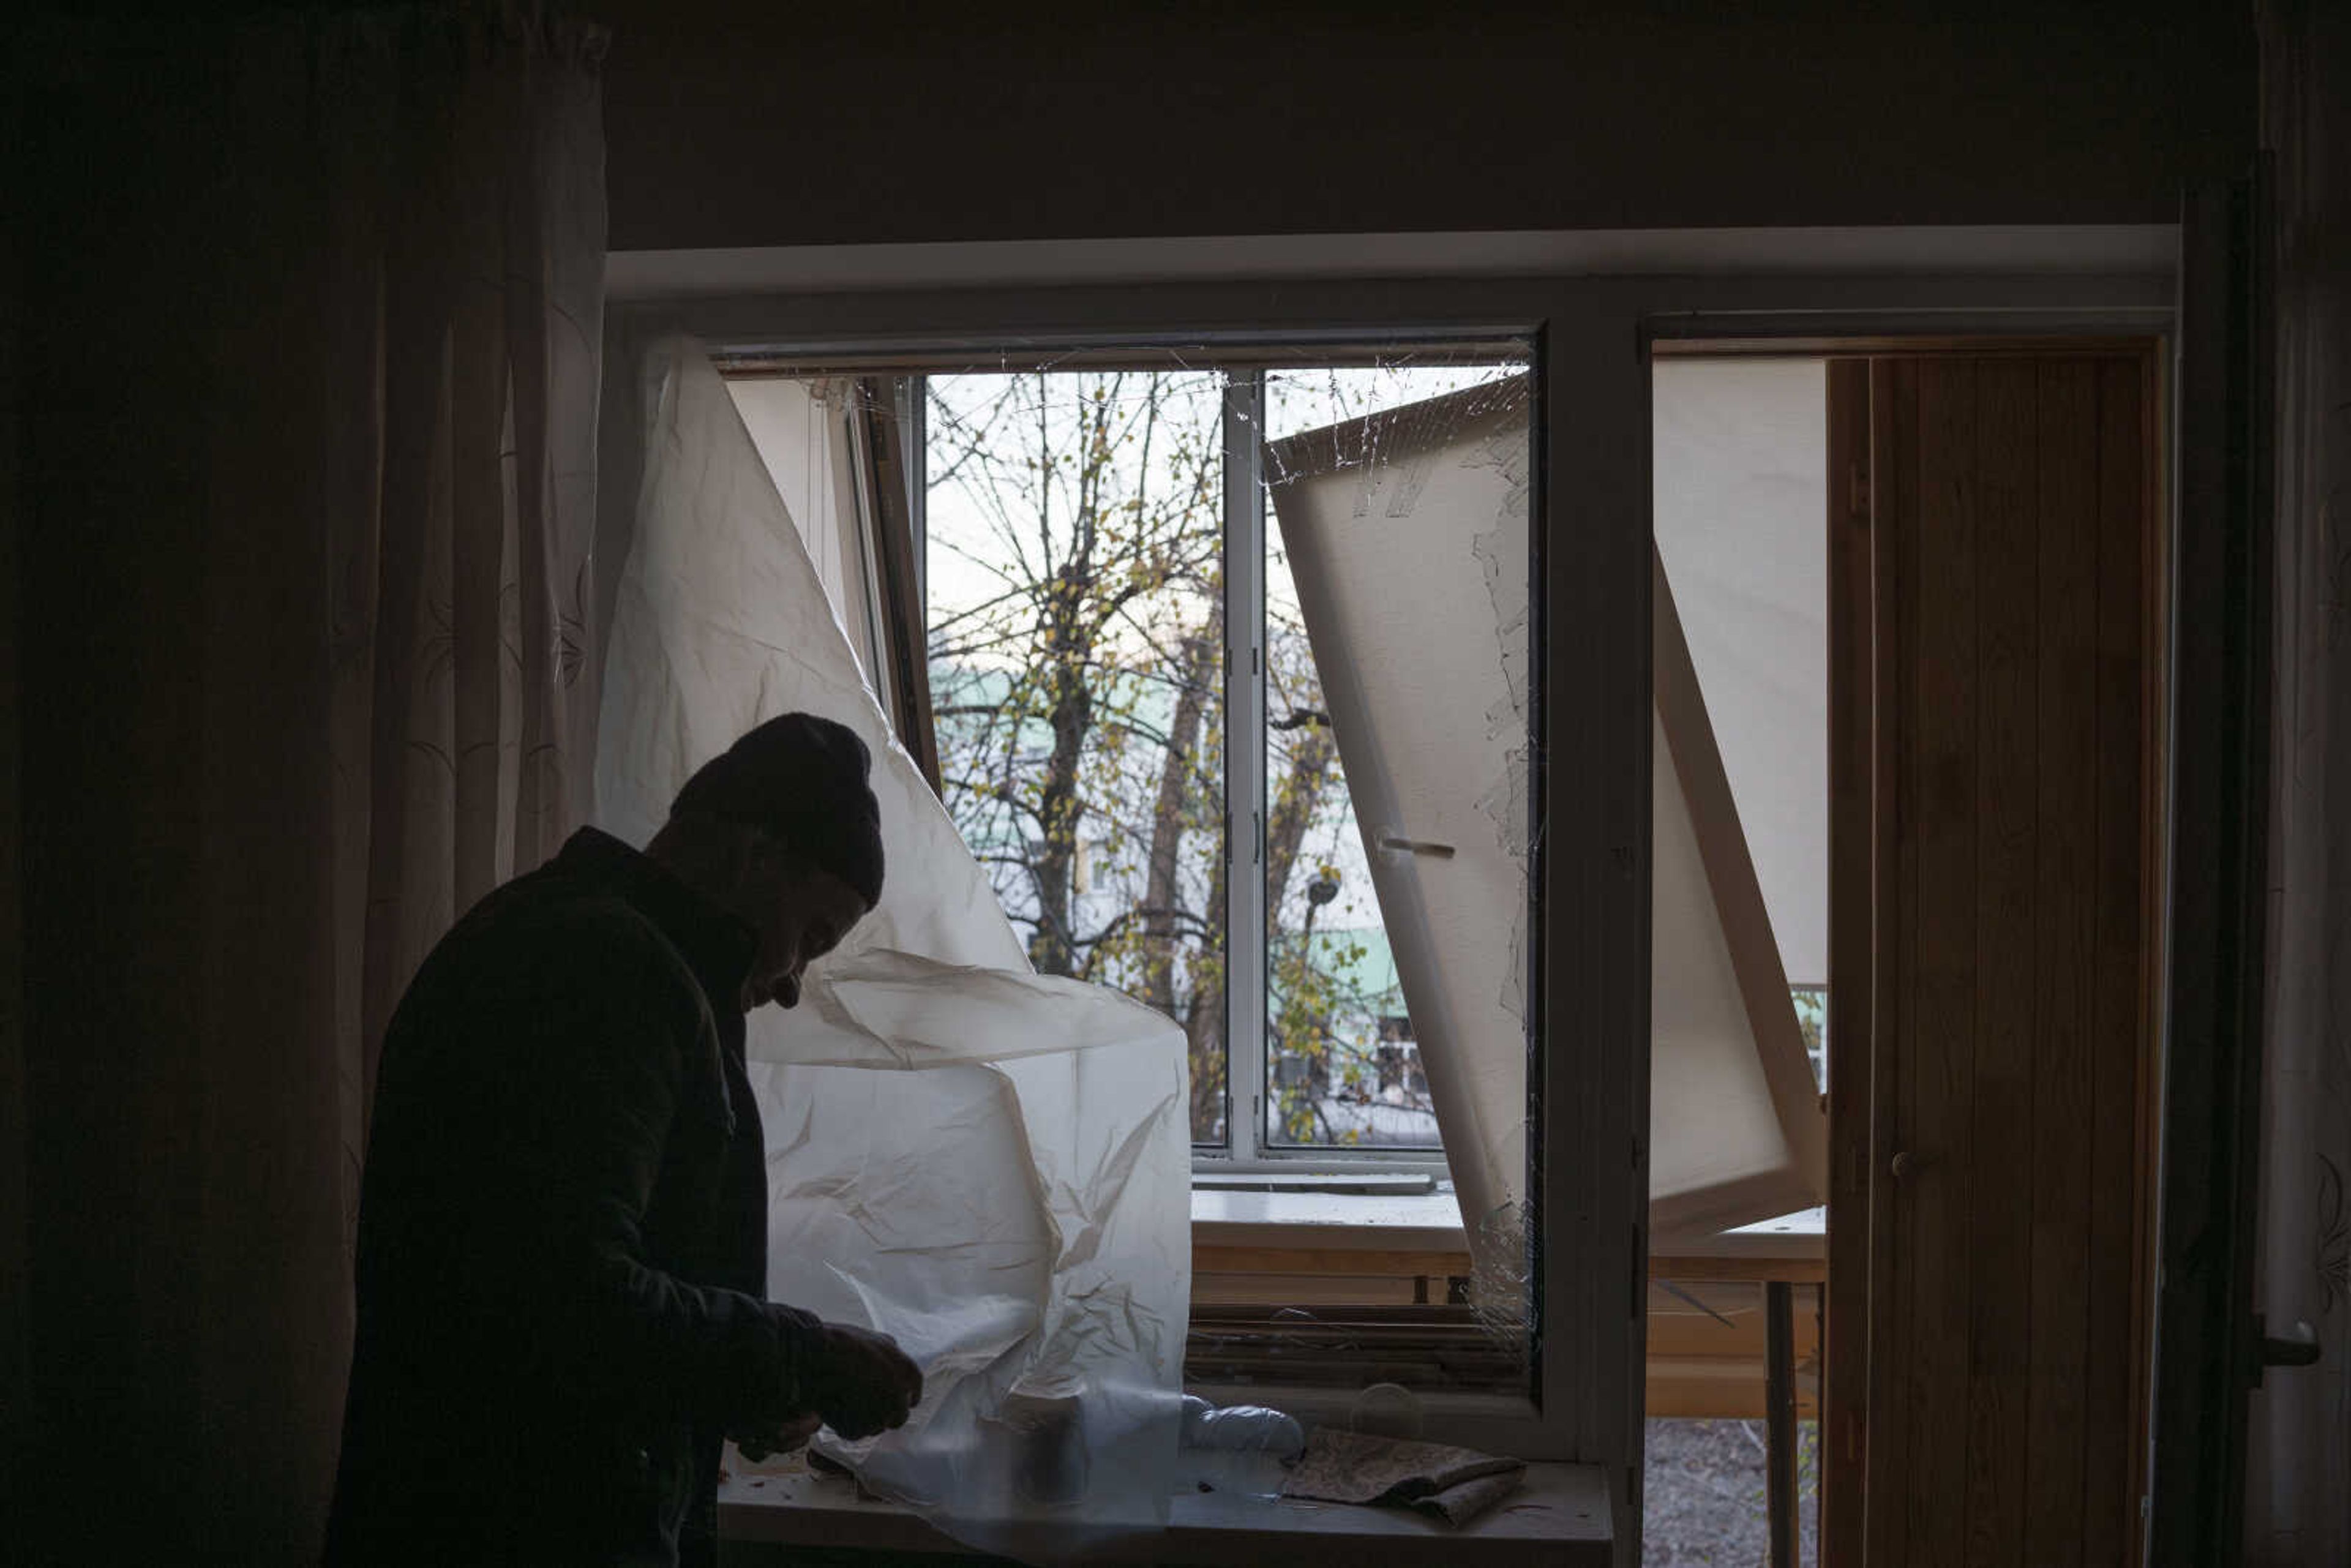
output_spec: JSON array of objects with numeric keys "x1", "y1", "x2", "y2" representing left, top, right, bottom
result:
[{"x1": 2254, "y1": 1316, "x2": 2322, "y2": 1387}]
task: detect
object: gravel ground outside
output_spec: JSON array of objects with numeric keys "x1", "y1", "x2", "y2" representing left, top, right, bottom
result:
[{"x1": 1642, "y1": 1418, "x2": 1818, "y2": 1567}]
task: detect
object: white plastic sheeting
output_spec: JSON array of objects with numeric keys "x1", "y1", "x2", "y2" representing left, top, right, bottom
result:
[{"x1": 594, "y1": 338, "x2": 1191, "y2": 1551}]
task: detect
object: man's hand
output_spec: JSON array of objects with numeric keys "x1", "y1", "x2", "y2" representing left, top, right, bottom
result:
[
  {"x1": 808, "y1": 1322, "x2": 923, "y2": 1441},
  {"x1": 734, "y1": 1411, "x2": 823, "y2": 1463}
]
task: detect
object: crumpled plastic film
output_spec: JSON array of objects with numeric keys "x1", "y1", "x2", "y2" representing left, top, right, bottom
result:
[
  {"x1": 1176, "y1": 1395, "x2": 1305, "y2": 1499},
  {"x1": 594, "y1": 337, "x2": 1191, "y2": 1554}
]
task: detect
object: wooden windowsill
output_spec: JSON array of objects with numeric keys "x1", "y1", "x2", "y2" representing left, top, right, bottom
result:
[{"x1": 719, "y1": 1455, "x2": 1612, "y2": 1566}]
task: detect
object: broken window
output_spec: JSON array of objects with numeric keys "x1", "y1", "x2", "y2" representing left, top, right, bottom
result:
[
  {"x1": 706, "y1": 342, "x2": 1835, "y2": 1414},
  {"x1": 915, "y1": 353, "x2": 1539, "y2": 1215},
  {"x1": 722, "y1": 347, "x2": 1547, "y2": 1397},
  {"x1": 1259, "y1": 364, "x2": 1531, "y2": 1171}
]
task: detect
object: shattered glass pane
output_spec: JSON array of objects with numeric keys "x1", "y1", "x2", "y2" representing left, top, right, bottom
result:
[
  {"x1": 1259, "y1": 363, "x2": 1531, "y2": 1166},
  {"x1": 1259, "y1": 357, "x2": 1537, "y2": 1346}
]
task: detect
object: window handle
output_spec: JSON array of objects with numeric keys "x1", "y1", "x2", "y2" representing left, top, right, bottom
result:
[
  {"x1": 2255, "y1": 1316, "x2": 2322, "y2": 1387},
  {"x1": 1375, "y1": 833, "x2": 1456, "y2": 860}
]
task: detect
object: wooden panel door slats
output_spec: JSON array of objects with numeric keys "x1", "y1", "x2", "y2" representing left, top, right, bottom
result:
[
  {"x1": 1842, "y1": 348, "x2": 2157, "y2": 1568},
  {"x1": 1860, "y1": 354, "x2": 1918, "y2": 1568},
  {"x1": 2020, "y1": 358, "x2": 2099, "y2": 1558},
  {"x1": 2082, "y1": 355, "x2": 2153, "y2": 1568},
  {"x1": 1906, "y1": 357, "x2": 1982, "y2": 1568},
  {"x1": 1963, "y1": 356, "x2": 2039, "y2": 1568}
]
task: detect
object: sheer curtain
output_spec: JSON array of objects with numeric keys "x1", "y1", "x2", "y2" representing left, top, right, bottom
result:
[
  {"x1": 2249, "y1": 1, "x2": 2351, "y2": 1561},
  {"x1": 19, "y1": 9, "x2": 606, "y2": 1555}
]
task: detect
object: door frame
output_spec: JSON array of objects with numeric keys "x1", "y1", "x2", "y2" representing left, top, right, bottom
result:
[
  {"x1": 2143, "y1": 174, "x2": 2274, "y2": 1568},
  {"x1": 1645, "y1": 205, "x2": 2268, "y2": 1568}
]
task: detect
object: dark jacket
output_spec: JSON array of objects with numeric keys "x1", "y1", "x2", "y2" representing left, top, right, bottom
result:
[{"x1": 325, "y1": 828, "x2": 822, "y2": 1566}]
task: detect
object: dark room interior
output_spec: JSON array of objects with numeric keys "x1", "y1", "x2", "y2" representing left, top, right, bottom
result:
[{"x1": 7, "y1": 3, "x2": 2345, "y2": 1564}]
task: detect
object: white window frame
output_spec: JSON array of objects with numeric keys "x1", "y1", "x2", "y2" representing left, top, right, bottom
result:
[{"x1": 606, "y1": 231, "x2": 2176, "y2": 1537}]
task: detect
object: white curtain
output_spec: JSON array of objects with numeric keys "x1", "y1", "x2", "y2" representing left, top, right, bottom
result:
[
  {"x1": 2248, "y1": 1, "x2": 2351, "y2": 1560},
  {"x1": 18, "y1": 8, "x2": 606, "y2": 1555},
  {"x1": 336, "y1": 6, "x2": 612, "y2": 1174},
  {"x1": 595, "y1": 339, "x2": 1190, "y2": 1551}
]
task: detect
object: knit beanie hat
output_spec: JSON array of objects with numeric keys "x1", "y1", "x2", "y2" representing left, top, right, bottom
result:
[{"x1": 668, "y1": 712, "x2": 886, "y2": 907}]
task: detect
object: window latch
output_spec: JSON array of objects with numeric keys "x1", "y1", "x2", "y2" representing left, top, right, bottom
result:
[
  {"x1": 1375, "y1": 833, "x2": 1456, "y2": 860},
  {"x1": 2252, "y1": 1315, "x2": 2322, "y2": 1388}
]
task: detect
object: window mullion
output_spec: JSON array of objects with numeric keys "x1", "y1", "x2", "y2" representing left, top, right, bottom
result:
[
  {"x1": 902, "y1": 375, "x2": 926, "y2": 608},
  {"x1": 1221, "y1": 372, "x2": 1267, "y2": 1161}
]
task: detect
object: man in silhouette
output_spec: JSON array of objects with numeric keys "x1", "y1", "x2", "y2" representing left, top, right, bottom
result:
[{"x1": 328, "y1": 713, "x2": 922, "y2": 1566}]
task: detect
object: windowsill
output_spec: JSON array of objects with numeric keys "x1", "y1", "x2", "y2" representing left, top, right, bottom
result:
[
  {"x1": 1191, "y1": 1169, "x2": 1441, "y2": 1195},
  {"x1": 1189, "y1": 1191, "x2": 1826, "y2": 1292},
  {"x1": 1651, "y1": 1204, "x2": 1826, "y2": 1266},
  {"x1": 718, "y1": 1452, "x2": 1612, "y2": 1566},
  {"x1": 1191, "y1": 1185, "x2": 1469, "y2": 1253},
  {"x1": 1190, "y1": 1187, "x2": 1474, "y2": 1300}
]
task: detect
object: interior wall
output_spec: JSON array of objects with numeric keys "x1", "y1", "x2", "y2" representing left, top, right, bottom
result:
[{"x1": 601, "y1": 0, "x2": 2254, "y2": 253}]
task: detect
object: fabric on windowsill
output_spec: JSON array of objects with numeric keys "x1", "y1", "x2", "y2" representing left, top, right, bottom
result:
[{"x1": 1281, "y1": 1427, "x2": 1526, "y2": 1526}]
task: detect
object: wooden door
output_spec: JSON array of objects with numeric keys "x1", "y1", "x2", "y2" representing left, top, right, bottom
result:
[{"x1": 1824, "y1": 348, "x2": 2162, "y2": 1567}]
